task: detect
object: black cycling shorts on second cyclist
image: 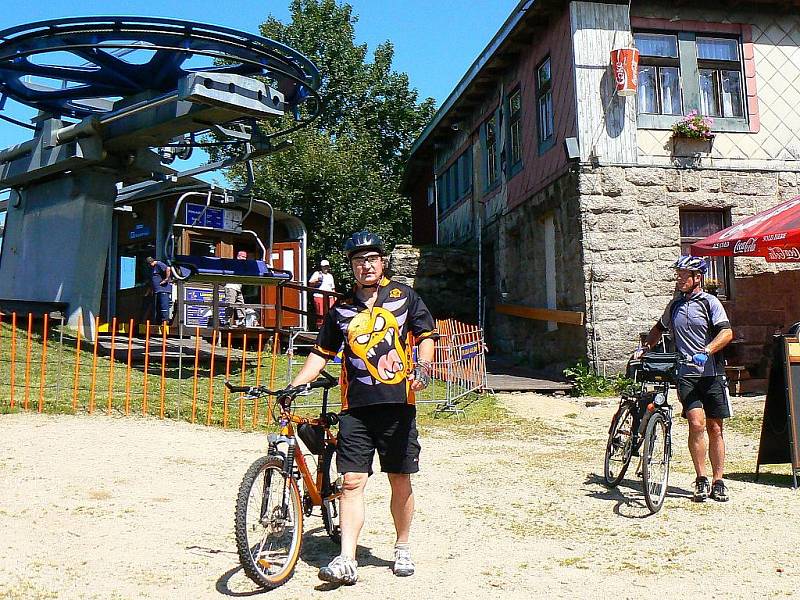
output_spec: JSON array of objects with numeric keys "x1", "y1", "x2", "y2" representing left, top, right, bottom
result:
[
  {"x1": 336, "y1": 404, "x2": 421, "y2": 475},
  {"x1": 677, "y1": 375, "x2": 732, "y2": 419}
]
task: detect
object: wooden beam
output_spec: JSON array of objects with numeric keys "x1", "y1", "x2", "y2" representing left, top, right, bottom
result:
[{"x1": 496, "y1": 303, "x2": 585, "y2": 326}]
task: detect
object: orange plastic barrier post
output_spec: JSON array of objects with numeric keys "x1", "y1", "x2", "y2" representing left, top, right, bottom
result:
[
  {"x1": 239, "y1": 333, "x2": 247, "y2": 429},
  {"x1": 253, "y1": 333, "x2": 263, "y2": 428},
  {"x1": 125, "y1": 319, "x2": 134, "y2": 415},
  {"x1": 206, "y1": 329, "x2": 217, "y2": 426},
  {"x1": 191, "y1": 326, "x2": 200, "y2": 424},
  {"x1": 267, "y1": 332, "x2": 280, "y2": 422},
  {"x1": 72, "y1": 314, "x2": 83, "y2": 411},
  {"x1": 222, "y1": 332, "x2": 232, "y2": 428},
  {"x1": 89, "y1": 316, "x2": 100, "y2": 413},
  {"x1": 38, "y1": 313, "x2": 49, "y2": 412},
  {"x1": 24, "y1": 313, "x2": 33, "y2": 410},
  {"x1": 143, "y1": 321, "x2": 150, "y2": 415},
  {"x1": 107, "y1": 317, "x2": 117, "y2": 415},
  {"x1": 10, "y1": 312, "x2": 17, "y2": 409},
  {"x1": 159, "y1": 326, "x2": 167, "y2": 419}
]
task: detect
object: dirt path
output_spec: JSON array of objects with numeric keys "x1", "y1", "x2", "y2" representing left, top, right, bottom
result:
[{"x1": 1, "y1": 393, "x2": 798, "y2": 599}]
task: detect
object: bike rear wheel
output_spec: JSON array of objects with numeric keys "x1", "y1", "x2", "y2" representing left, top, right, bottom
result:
[
  {"x1": 604, "y1": 401, "x2": 636, "y2": 487},
  {"x1": 321, "y1": 445, "x2": 342, "y2": 544},
  {"x1": 234, "y1": 455, "x2": 304, "y2": 589},
  {"x1": 642, "y1": 412, "x2": 671, "y2": 514}
]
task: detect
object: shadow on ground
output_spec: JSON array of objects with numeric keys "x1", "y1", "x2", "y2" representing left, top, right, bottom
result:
[{"x1": 583, "y1": 473, "x2": 692, "y2": 518}]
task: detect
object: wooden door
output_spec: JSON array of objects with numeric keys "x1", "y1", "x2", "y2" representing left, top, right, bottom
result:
[{"x1": 262, "y1": 241, "x2": 302, "y2": 328}]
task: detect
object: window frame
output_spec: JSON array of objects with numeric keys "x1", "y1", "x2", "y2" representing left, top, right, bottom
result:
[
  {"x1": 536, "y1": 56, "x2": 555, "y2": 153},
  {"x1": 436, "y1": 147, "x2": 473, "y2": 216},
  {"x1": 635, "y1": 33, "x2": 683, "y2": 116},
  {"x1": 481, "y1": 111, "x2": 500, "y2": 192},
  {"x1": 635, "y1": 29, "x2": 750, "y2": 133},
  {"x1": 679, "y1": 208, "x2": 732, "y2": 300},
  {"x1": 506, "y1": 87, "x2": 523, "y2": 176}
]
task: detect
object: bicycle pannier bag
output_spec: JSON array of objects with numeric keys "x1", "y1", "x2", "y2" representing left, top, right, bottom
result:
[
  {"x1": 638, "y1": 352, "x2": 680, "y2": 382},
  {"x1": 298, "y1": 423, "x2": 325, "y2": 455}
]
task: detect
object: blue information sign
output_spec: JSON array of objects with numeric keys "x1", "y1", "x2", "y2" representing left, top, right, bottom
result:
[
  {"x1": 183, "y1": 285, "x2": 226, "y2": 327},
  {"x1": 128, "y1": 223, "x2": 152, "y2": 240},
  {"x1": 185, "y1": 203, "x2": 225, "y2": 229}
]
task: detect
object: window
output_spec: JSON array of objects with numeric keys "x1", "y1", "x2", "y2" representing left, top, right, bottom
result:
[
  {"x1": 634, "y1": 29, "x2": 748, "y2": 131},
  {"x1": 507, "y1": 88, "x2": 523, "y2": 170},
  {"x1": 679, "y1": 209, "x2": 731, "y2": 298},
  {"x1": 696, "y1": 37, "x2": 744, "y2": 118},
  {"x1": 119, "y1": 256, "x2": 137, "y2": 290},
  {"x1": 436, "y1": 148, "x2": 473, "y2": 215},
  {"x1": 484, "y1": 114, "x2": 498, "y2": 189},
  {"x1": 636, "y1": 33, "x2": 682, "y2": 115},
  {"x1": 536, "y1": 57, "x2": 554, "y2": 148}
]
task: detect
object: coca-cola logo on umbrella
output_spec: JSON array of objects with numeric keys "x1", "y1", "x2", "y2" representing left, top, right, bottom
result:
[
  {"x1": 733, "y1": 238, "x2": 757, "y2": 254},
  {"x1": 768, "y1": 247, "x2": 800, "y2": 261}
]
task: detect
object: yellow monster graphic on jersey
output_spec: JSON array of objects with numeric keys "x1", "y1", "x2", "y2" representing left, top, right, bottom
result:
[{"x1": 347, "y1": 307, "x2": 407, "y2": 384}]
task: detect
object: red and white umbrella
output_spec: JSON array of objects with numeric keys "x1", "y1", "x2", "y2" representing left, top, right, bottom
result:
[{"x1": 690, "y1": 196, "x2": 800, "y2": 262}]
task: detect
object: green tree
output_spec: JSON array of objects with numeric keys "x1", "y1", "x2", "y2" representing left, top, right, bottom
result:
[{"x1": 225, "y1": 0, "x2": 436, "y2": 286}]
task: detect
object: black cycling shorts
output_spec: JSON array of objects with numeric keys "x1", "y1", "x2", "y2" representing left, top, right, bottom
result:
[
  {"x1": 336, "y1": 404, "x2": 421, "y2": 475},
  {"x1": 677, "y1": 375, "x2": 732, "y2": 419}
]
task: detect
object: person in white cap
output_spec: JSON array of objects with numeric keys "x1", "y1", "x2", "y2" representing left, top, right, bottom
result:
[{"x1": 309, "y1": 258, "x2": 336, "y2": 329}]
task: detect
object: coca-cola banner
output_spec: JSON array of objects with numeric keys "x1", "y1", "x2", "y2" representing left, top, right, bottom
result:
[{"x1": 691, "y1": 195, "x2": 800, "y2": 262}]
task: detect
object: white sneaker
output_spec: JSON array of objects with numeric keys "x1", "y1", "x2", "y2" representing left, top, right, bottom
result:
[
  {"x1": 318, "y1": 555, "x2": 358, "y2": 585},
  {"x1": 393, "y1": 547, "x2": 415, "y2": 577}
]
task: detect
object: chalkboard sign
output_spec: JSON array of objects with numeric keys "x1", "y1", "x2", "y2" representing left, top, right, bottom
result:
[{"x1": 756, "y1": 335, "x2": 800, "y2": 488}]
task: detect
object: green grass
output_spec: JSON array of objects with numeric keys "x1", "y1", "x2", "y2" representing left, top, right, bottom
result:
[
  {"x1": 0, "y1": 320, "x2": 299, "y2": 431},
  {"x1": 0, "y1": 320, "x2": 472, "y2": 431},
  {"x1": 726, "y1": 407, "x2": 764, "y2": 438}
]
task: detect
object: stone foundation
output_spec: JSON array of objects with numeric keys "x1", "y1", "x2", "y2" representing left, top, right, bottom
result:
[{"x1": 581, "y1": 165, "x2": 800, "y2": 375}]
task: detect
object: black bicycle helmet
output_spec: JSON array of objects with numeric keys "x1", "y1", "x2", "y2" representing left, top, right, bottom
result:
[{"x1": 343, "y1": 230, "x2": 385, "y2": 258}]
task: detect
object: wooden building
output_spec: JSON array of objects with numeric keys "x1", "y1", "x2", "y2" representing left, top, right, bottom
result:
[{"x1": 403, "y1": 0, "x2": 800, "y2": 383}]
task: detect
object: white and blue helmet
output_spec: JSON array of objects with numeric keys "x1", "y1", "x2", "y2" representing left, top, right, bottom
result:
[{"x1": 673, "y1": 255, "x2": 708, "y2": 275}]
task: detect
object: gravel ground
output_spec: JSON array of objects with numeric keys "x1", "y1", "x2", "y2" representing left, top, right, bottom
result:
[{"x1": 1, "y1": 392, "x2": 798, "y2": 599}]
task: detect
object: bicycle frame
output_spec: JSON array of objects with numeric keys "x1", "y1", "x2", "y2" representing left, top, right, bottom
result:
[{"x1": 268, "y1": 388, "x2": 339, "y2": 509}]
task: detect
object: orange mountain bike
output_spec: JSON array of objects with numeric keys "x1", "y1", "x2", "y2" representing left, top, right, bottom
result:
[{"x1": 225, "y1": 371, "x2": 341, "y2": 589}]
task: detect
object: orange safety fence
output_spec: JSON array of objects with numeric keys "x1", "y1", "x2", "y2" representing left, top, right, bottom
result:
[
  {"x1": 422, "y1": 318, "x2": 489, "y2": 413},
  {"x1": 0, "y1": 312, "x2": 284, "y2": 431}
]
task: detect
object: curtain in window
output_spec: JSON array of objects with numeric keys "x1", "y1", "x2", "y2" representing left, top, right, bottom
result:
[
  {"x1": 660, "y1": 67, "x2": 682, "y2": 115},
  {"x1": 636, "y1": 33, "x2": 678, "y2": 57},
  {"x1": 721, "y1": 70, "x2": 744, "y2": 117},
  {"x1": 697, "y1": 37, "x2": 738, "y2": 61},
  {"x1": 699, "y1": 69, "x2": 720, "y2": 117},
  {"x1": 638, "y1": 66, "x2": 658, "y2": 113}
]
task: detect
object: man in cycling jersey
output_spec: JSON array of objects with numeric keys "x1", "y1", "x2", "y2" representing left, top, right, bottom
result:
[
  {"x1": 287, "y1": 230, "x2": 436, "y2": 585},
  {"x1": 643, "y1": 256, "x2": 734, "y2": 503}
]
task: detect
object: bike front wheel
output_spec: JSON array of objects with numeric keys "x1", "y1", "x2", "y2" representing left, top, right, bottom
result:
[
  {"x1": 321, "y1": 445, "x2": 342, "y2": 544},
  {"x1": 234, "y1": 455, "x2": 304, "y2": 589},
  {"x1": 604, "y1": 401, "x2": 636, "y2": 487},
  {"x1": 642, "y1": 412, "x2": 671, "y2": 514}
]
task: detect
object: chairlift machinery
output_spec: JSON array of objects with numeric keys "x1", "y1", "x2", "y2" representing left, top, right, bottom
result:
[{"x1": 0, "y1": 17, "x2": 321, "y2": 337}]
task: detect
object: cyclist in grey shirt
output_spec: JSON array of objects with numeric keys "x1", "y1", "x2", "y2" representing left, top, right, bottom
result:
[{"x1": 644, "y1": 256, "x2": 734, "y2": 503}]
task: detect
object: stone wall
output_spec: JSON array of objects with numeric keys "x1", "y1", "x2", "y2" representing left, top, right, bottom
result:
[
  {"x1": 482, "y1": 170, "x2": 587, "y2": 375},
  {"x1": 388, "y1": 244, "x2": 479, "y2": 324},
  {"x1": 580, "y1": 165, "x2": 800, "y2": 375}
]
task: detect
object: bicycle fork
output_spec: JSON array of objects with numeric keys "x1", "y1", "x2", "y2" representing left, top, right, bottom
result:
[{"x1": 265, "y1": 433, "x2": 299, "y2": 523}]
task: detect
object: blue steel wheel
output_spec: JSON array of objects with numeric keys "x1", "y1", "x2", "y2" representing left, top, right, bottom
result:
[{"x1": 0, "y1": 16, "x2": 320, "y2": 121}]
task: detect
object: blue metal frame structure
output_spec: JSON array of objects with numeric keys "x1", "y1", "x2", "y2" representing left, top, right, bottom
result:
[
  {"x1": 0, "y1": 16, "x2": 321, "y2": 126},
  {"x1": 0, "y1": 17, "x2": 322, "y2": 336}
]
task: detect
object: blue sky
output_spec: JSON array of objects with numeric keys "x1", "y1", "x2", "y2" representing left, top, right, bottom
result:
[{"x1": 0, "y1": 0, "x2": 518, "y2": 186}]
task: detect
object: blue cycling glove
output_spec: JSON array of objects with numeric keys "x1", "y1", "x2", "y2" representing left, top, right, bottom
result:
[{"x1": 692, "y1": 352, "x2": 709, "y2": 367}]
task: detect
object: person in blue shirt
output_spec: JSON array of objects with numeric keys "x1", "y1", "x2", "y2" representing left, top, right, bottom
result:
[
  {"x1": 644, "y1": 256, "x2": 734, "y2": 503},
  {"x1": 146, "y1": 256, "x2": 172, "y2": 330}
]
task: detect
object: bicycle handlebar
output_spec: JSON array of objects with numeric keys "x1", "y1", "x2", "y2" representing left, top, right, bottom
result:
[{"x1": 224, "y1": 370, "x2": 337, "y2": 397}]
